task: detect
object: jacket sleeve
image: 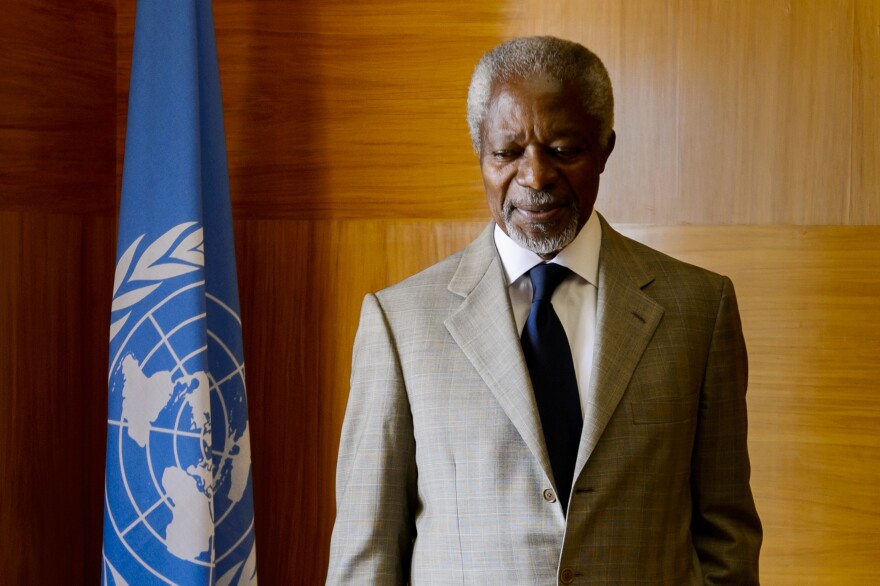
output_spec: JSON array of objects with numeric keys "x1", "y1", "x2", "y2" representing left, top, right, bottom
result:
[
  {"x1": 691, "y1": 276, "x2": 763, "y2": 584},
  {"x1": 326, "y1": 293, "x2": 417, "y2": 585}
]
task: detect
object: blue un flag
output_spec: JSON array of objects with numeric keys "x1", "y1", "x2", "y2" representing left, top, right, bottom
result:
[{"x1": 102, "y1": 1, "x2": 257, "y2": 584}]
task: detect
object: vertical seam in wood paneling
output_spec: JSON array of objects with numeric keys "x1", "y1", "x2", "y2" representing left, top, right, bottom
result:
[
  {"x1": 848, "y1": 0, "x2": 856, "y2": 225},
  {"x1": 674, "y1": 0, "x2": 682, "y2": 223}
]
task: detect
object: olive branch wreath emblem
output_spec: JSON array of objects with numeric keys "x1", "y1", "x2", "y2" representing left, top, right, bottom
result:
[{"x1": 110, "y1": 222, "x2": 205, "y2": 342}]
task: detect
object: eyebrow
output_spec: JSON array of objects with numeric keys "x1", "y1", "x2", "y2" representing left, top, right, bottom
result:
[{"x1": 489, "y1": 129, "x2": 586, "y2": 143}]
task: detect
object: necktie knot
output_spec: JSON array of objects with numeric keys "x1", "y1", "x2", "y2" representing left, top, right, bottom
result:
[{"x1": 529, "y1": 263, "x2": 571, "y2": 304}]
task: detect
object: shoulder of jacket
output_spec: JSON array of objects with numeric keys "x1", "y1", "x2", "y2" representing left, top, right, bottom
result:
[{"x1": 606, "y1": 223, "x2": 729, "y2": 296}]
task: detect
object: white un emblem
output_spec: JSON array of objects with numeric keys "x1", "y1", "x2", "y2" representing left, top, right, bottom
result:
[{"x1": 104, "y1": 222, "x2": 256, "y2": 584}]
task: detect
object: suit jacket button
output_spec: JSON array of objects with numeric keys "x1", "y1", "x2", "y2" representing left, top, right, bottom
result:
[
  {"x1": 560, "y1": 567, "x2": 575, "y2": 584},
  {"x1": 542, "y1": 488, "x2": 556, "y2": 502}
]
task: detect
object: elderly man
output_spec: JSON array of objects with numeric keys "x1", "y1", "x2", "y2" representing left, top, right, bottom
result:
[{"x1": 327, "y1": 36, "x2": 762, "y2": 585}]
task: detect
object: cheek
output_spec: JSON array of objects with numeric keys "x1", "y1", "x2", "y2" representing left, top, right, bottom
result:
[
  {"x1": 571, "y1": 168, "x2": 602, "y2": 199},
  {"x1": 484, "y1": 186, "x2": 505, "y2": 219},
  {"x1": 480, "y1": 167, "x2": 511, "y2": 225},
  {"x1": 480, "y1": 166, "x2": 508, "y2": 204}
]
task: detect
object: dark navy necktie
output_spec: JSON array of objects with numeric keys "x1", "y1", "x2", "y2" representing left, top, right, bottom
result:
[{"x1": 521, "y1": 263, "x2": 583, "y2": 515}]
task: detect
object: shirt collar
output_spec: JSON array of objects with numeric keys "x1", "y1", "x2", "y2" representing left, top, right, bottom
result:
[{"x1": 493, "y1": 209, "x2": 602, "y2": 286}]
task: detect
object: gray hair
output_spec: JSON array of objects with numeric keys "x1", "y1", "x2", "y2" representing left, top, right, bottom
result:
[{"x1": 466, "y1": 36, "x2": 614, "y2": 154}]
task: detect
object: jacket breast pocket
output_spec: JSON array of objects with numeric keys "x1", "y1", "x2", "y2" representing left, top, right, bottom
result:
[{"x1": 629, "y1": 395, "x2": 698, "y2": 425}]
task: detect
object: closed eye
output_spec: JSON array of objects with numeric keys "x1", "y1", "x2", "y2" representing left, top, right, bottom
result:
[
  {"x1": 549, "y1": 146, "x2": 584, "y2": 159},
  {"x1": 491, "y1": 149, "x2": 521, "y2": 160}
]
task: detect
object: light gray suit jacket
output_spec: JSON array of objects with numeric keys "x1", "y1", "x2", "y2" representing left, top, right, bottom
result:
[{"x1": 327, "y1": 216, "x2": 761, "y2": 585}]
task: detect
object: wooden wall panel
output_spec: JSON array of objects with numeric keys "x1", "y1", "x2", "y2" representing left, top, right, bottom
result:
[
  {"x1": 507, "y1": 0, "x2": 879, "y2": 225},
  {"x1": 219, "y1": 1, "x2": 506, "y2": 221},
  {"x1": 618, "y1": 224, "x2": 880, "y2": 584},
  {"x1": 677, "y1": 0, "x2": 853, "y2": 224},
  {"x1": 0, "y1": 212, "x2": 115, "y2": 583},
  {"x1": 0, "y1": 0, "x2": 116, "y2": 215},
  {"x1": 853, "y1": 0, "x2": 880, "y2": 222},
  {"x1": 1, "y1": 0, "x2": 116, "y2": 583},
  {"x1": 309, "y1": 3, "x2": 505, "y2": 220}
]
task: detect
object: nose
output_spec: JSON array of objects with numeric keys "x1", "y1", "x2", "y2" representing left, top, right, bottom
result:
[{"x1": 515, "y1": 147, "x2": 558, "y2": 190}]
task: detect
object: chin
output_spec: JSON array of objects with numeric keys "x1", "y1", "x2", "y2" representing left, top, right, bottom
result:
[{"x1": 508, "y1": 222, "x2": 577, "y2": 256}]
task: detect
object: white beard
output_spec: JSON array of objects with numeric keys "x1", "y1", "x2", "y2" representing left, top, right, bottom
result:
[{"x1": 501, "y1": 190, "x2": 580, "y2": 256}]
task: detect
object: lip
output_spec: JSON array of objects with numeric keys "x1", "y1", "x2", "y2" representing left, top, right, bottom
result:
[{"x1": 514, "y1": 205, "x2": 567, "y2": 222}]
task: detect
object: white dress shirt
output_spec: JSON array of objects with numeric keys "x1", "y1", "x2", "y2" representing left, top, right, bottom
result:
[{"x1": 493, "y1": 210, "x2": 601, "y2": 418}]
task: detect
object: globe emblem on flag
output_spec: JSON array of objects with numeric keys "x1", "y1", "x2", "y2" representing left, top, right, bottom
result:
[{"x1": 104, "y1": 223, "x2": 256, "y2": 584}]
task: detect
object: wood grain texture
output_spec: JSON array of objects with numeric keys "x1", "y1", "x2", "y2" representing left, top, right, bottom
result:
[
  {"x1": 215, "y1": 0, "x2": 502, "y2": 219},
  {"x1": 0, "y1": 0, "x2": 116, "y2": 215},
  {"x1": 0, "y1": 0, "x2": 115, "y2": 583},
  {"x1": 618, "y1": 223, "x2": 880, "y2": 584},
  {"x1": 676, "y1": 0, "x2": 853, "y2": 224},
  {"x1": 507, "y1": 0, "x2": 879, "y2": 225},
  {"x1": 852, "y1": 0, "x2": 880, "y2": 222},
  {"x1": 0, "y1": 211, "x2": 115, "y2": 583}
]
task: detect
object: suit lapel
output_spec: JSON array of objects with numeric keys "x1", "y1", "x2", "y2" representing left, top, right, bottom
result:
[
  {"x1": 443, "y1": 220, "x2": 665, "y2": 488},
  {"x1": 575, "y1": 217, "x2": 664, "y2": 476},
  {"x1": 444, "y1": 224, "x2": 554, "y2": 479}
]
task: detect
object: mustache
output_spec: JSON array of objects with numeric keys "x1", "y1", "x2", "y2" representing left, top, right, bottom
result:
[
  {"x1": 502, "y1": 190, "x2": 571, "y2": 218},
  {"x1": 509, "y1": 189, "x2": 556, "y2": 208}
]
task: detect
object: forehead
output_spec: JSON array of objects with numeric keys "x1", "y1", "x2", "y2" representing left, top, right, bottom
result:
[{"x1": 483, "y1": 75, "x2": 595, "y2": 140}]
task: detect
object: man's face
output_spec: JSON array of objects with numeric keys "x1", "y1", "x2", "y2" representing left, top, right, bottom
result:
[{"x1": 479, "y1": 75, "x2": 615, "y2": 259}]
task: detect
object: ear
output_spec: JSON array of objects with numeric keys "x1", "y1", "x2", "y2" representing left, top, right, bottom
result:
[{"x1": 598, "y1": 130, "x2": 616, "y2": 173}]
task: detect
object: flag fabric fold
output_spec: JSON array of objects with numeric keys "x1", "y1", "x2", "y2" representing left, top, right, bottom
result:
[{"x1": 102, "y1": 1, "x2": 257, "y2": 584}]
